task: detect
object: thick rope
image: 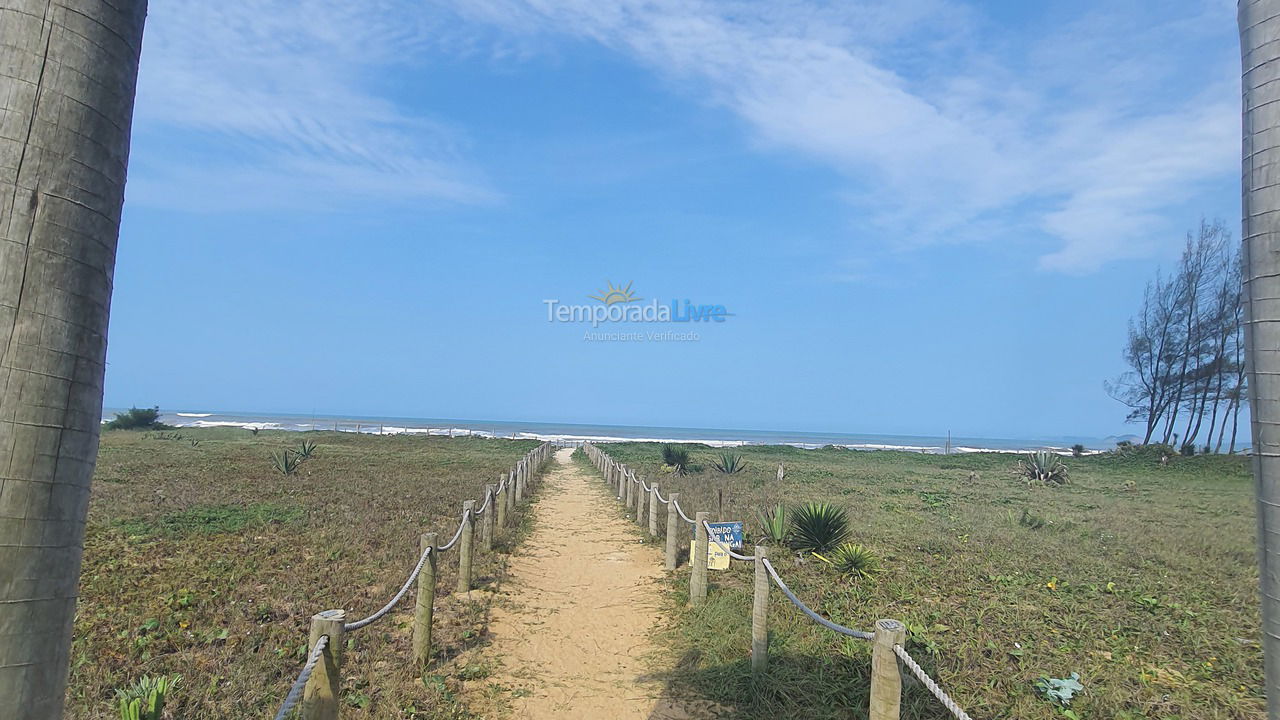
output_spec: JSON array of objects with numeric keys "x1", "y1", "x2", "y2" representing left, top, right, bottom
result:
[
  {"x1": 701, "y1": 520, "x2": 756, "y2": 561},
  {"x1": 344, "y1": 545, "x2": 433, "y2": 631},
  {"x1": 894, "y1": 644, "x2": 973, "y2": 720},
  {"x1": 272, "y1": 634, "x2": 328, "y2": 720},
  {"x1": 640, "y1": 478, "x2": 652, "y2": 492},
  {"x1": 761, "y1": 558, "x2": 873, "y2": 639},
  {"x1": 654, "y1": 487, "x2": 668, "y2": 503},
  {"x1": 672, "y1": 497, "x2": 696, "y2": 525},
  {"x1": 436, "y1": 509, "x2": 470, "y2": 551}
]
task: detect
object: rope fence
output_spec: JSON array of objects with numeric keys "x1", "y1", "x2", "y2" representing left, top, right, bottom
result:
[
  {"x1": 269, "y1": 441, "x2": 556, "y2": 720},
  {"x1": 582, "y1": 442, "x2": 974, "y2": 720}
]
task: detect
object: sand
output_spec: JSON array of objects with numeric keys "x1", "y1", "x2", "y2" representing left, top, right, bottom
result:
[{"x1": 478, "y1": 447, "x2": 706, "y2": 719}]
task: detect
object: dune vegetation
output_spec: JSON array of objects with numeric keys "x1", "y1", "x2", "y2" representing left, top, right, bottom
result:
[
  {"x1": 68, "y1": 428, "x2": 542, "y2": 719},
  {"x1": 586, "y1": 443, "x2": 1262, "y2": 720}
]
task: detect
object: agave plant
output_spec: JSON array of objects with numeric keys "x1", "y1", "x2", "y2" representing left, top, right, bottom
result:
[
  {"x1": 756, "y1": 503, "x2": 789, "y2": 544},
  {"x1": 270, "y1": 449, "x2": 301, "y2": 475},
  {"x1": 660, "y1": 444, "x2": 691, "y2": 475},
  {"x1": 790, "y1": 501, "x2": 851, "y2": 552},
  {"x1": 814, "y1": 543, "x2": 881, "y2": 580},
  {"x1": 1020, "y1": 450, "x2": 1069, "y2": 486},
  {"x1": 295, "y1": 440, "x2": 317, "y2": 460},
  {"x1": 711, "y1": 452, "x2": 746, "y2": 474},
  {"x1": 116, "y1": 674, "x2": 179, "y2": 720}
]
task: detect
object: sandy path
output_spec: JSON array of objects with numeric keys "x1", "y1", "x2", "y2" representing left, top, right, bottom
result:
[{"x1": 481, "y1": 447, "x2": 692, "y2": 719}]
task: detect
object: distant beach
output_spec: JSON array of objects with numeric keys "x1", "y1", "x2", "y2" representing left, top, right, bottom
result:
[{"x1": 101, "y1": 408, "x2": 1122, "y2": 455}]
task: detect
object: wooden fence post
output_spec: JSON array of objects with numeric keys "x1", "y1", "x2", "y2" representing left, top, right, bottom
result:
[
  {"x1": 481, "y1": 484, "x2": 495, "y2": 552},
  {"x1": 635, "y1": 475, "x2": 645, "y2": 526},
  {"x1": 752, "y1": 545, "x2": 769, "y2": 674},
  {"x1": 506, "y1": 469, "x2": 516, "y2": 518},
  {"x1": 457, "y1": 501, "x2": 474, "y2": 594},
  {"x1": 496, "y1": 474, "x2": 508, "y2": 529},
  {"x1": 413, "y1": 533, "x2": 437, "y2": 667},
  {"x1": 625, "y1": 469, "x2": 634, "y2": 508},
  {"x1": 302, "y1": 609, "x2": 345, "y2": 720},
  {"x1": 515, "y1": 461, "x2": 525, "y2": 503},
  {"x1": 665, "y1": 492, "x2": 680, "y2": 570},
  {"x1": 870, "y1": 619, "x2": 907, "y2": 720},
  {"x1": 691, "y1": 511, "x2": 709, "y2": 606},
  {"x1": 649, "y1": 483, "x2": 660, "y2": 537}
]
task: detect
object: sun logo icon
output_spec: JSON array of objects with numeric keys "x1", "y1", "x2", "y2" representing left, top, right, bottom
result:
[{"x1": 589, "y1": 281, "x2": 641, "y2": 305}]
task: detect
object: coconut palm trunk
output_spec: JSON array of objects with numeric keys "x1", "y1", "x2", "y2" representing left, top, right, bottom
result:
[
  {"x1": 0, "y1": 1, "x2": 146, "y2": 716},
  {"x1": 1240, "y1": 2, "x2": 1280, "y2": 716}
]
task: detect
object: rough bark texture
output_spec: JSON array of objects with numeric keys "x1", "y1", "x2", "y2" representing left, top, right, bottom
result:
[
  {"x1": 1241, "y1": 2, "x2": 1280, "y2": 716},
  {"x1": 0, "y1": 0, "x2": 146, "y2": 716}
]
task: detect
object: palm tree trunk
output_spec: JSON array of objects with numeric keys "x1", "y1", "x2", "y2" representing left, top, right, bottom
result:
[
  {"x1": 1240, "y1": 2, "x2": 1280, "y2": 715},
  {"x1": 0, "y1": 1, "x2": 146, "y2": 717}
]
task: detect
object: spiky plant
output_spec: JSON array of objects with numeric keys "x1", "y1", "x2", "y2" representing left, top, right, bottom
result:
[
  {"x1": 1020, "y1": 450, "x2": 1069, "y2": 486},
  {"x1": 661, "y1": 444, "x2": 691, "y2": 475},
  {"x1": 756, "y1": 503, "x2": 788, "y2": 544},
  {"x1": 814, "y1": 543, "x2": 881, "y2": 581},
  {"x1": 711, "y1": 452, "x2": 746, "y2": 474},
  {"x1": 790, "y1": 501, "x2": 851, "y2": 552},
  {"x1": 295, "y1": 440, "x2": 317, "y2": 460},
  {"x1": 270, "y1": 450, "x2": 301, "y2": 475},
  {"x1": 116, "y1": 674, "x2": 179, "y2": 720}
]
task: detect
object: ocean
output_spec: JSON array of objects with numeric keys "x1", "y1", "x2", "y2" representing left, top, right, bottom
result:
[{"x1": 103, "y1": 408, "x2": 1122, "y2": 454}]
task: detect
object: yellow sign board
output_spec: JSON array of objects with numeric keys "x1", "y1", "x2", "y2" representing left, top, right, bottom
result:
[{"x1": 693, "y1": 540, "x2": 731, "y2": 570}]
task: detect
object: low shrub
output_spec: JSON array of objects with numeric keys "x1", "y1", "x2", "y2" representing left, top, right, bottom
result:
[
  {"x1": 104, "y1": 407, "x2": 170, "y2": 431},
  {"x1": 756, "y1": 503, "x2": 788, "y2": 544},
  {"x1": 711, "y1": 452, "x2": 746, "y2": 474},
  {"x1": 790, "y1": 502, "x2": 851, "y2": 553},
  {"x1": 1020, "y1": 450, "x2": 1069, "y2": 486},
  {"x1": 116, "y1": 674, "x2": 179, "y2": 720},
  {"x1": 814, "y1": 543, "x2": 881, "y2": 580}
]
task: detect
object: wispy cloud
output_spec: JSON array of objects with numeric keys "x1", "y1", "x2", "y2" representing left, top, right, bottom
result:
[
  {"x1": 132, "y1": 0, "x2": 1238, "y2": 271},
  {"x1": 448, "y1": 0, "x2": 1239, "y2": 272},
  {"x1": 129, "y1": 0, "x2": 496, "y2": 211}
]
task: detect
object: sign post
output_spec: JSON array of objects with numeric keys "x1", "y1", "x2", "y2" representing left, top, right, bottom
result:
[{"x1": 691, "y1": 521, "x2": 743, "y2": 571}]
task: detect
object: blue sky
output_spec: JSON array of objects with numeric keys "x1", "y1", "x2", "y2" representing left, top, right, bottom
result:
[{"x1": 105, "y1": 0, "x2": 1242, "y2": 440}]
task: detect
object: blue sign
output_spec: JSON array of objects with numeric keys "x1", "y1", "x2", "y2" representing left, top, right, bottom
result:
[{"x1": 707, "y1": 521, "x2": 743, "y2": 548}]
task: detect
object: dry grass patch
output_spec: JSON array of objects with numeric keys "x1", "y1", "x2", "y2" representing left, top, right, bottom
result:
[{"x1": 68, "y1": 428, "x2": 543, "y2": 719}]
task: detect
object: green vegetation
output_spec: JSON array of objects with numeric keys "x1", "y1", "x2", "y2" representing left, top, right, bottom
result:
[
  {"x1": 598, "y1": 441, "x2": 1262, "y2": 719},
  {"x1": 114, "y1": 504, "x2": 302, "y2": 538},
  {"x1": 295, "y1": 440, "x2": 317, "y2": 459},
  {"x1": 1020, "y1": 449, "x2": 1070, "y2": 485},
  {"x1": 70, "y1": 428, "x2": 541, "y2": 719},
  {"x1": 104, "y1": 406, "x2": 171, "y2": 431},
  {"x1": 661, "y1": 444, "x2": 692, "y2": 475},
  {"x1": 711, "y1": 452, "x2": 747, "y2": 474},
  {"x1": 756, "y1": 503, "x2": 788, "y2": 544},
  {"x1": 789, "y1": 501, "x2": 851, "y2": 553},
  {"x1": 116, "y1": 675, "x2": 179, "y2": 720},
  {"x1": 813, "y1": 543, "x2": 880, "y2": 581},
  {"x1": 269, "y1": 441, "x2": 318, "y2": 475},
  {"x1": 268, "y1": 448, "x2": 302, "y2": 475}
]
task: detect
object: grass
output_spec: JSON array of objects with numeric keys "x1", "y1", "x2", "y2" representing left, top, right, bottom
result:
[
  {"x1": 68, "y1": 428, "x2": 545, "y2": 719},
  {"x1": 598, "y1": 442, "x2": 1263, "y2": 720}
]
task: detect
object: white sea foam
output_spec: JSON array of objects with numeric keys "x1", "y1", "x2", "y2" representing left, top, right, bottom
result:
[
  {"x1": 160, "y1": 414, "x2": 1069, "y2": 454},
  {"x1": 184, "y1": 420, "x2": 283, "y2": 430}
]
